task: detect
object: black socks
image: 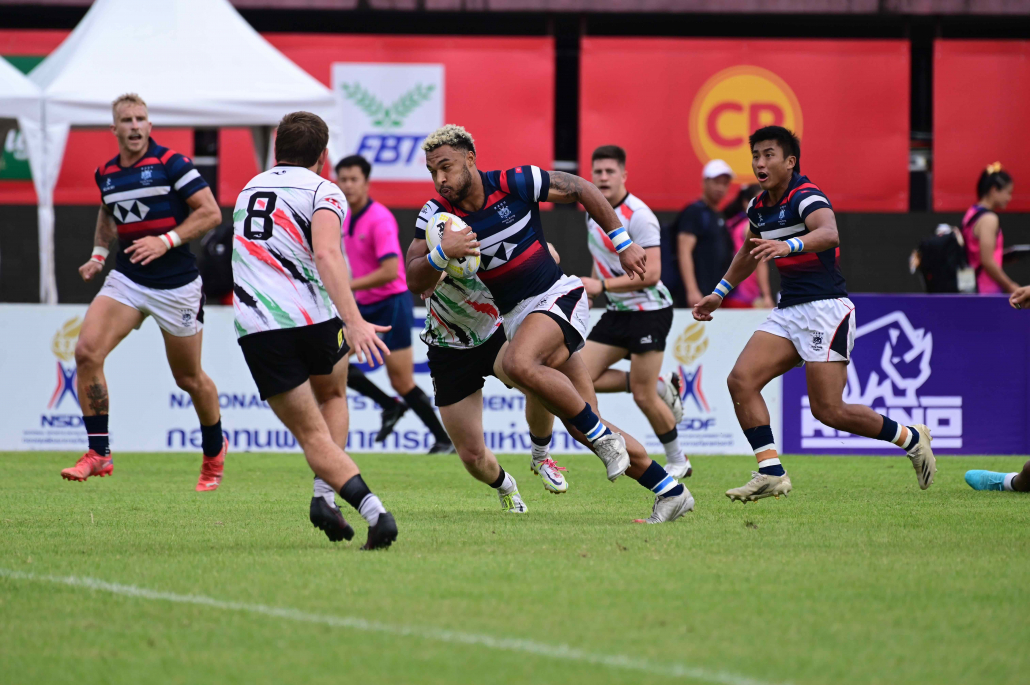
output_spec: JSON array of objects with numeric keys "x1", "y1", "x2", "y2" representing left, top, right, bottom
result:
[{"x1": 403, "y1": 386, "x2": 449, "y2": 442}]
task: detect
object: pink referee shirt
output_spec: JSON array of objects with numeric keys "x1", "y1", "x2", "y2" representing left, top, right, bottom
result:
[{"x1": 342, "y1": 199, "x2": 408, "y2": 306}]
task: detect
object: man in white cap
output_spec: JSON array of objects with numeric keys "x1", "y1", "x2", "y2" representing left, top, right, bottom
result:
[{"x1": 670, "y1": 159, "x2": 735, "y2": 306}]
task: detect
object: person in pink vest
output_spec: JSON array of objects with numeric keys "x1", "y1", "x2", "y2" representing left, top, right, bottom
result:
[
  {"x1": 336, "y1": 155, "x2": 452, "y2": 454},
  {"x1": 962, "y1": 163, "x2": 1018, "y2": 294}
]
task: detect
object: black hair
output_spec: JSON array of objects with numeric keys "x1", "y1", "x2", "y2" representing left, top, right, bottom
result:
[
  {"x1": 749, "y1": 126, "x2": 801, "y2": 174},
  {"x1": 591, "y1": 145, "x2": 626, "y2": 167},
  {"x1": 335, "y1": 154, "x2": 371, "y2": 180},
  {"x1": 722, "y1": 184, "x2": 761, "y2": 218},
  {"x1": 977, "y1": 164, "x2": 1012, "y2": 199}
]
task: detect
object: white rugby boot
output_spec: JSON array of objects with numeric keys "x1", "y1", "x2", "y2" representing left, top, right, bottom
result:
[
  {"x1": 499, "y1": 487, "x2": 528, "y2": 514},
  {"x1": 664, "y1": 459, "x2": 693, "y2": 479},
  {"x1": 530, "y1": 456, "x2": 569, "y2": 494},
  {"x1": 906, "y1": 424, "x2": 936, "y2": 490},
  {"x1": 658, "y1": 371, "x2": 684, "y2": 424},
  {"x1": 593, "y1": 432, "x2": 630, "y2": 482},
  {"x1": 726, "y1": 471, "x2": 792, "y2": 503},
  {"x1": 635, "y1": 487, "x2": 695, "y2": 524}
]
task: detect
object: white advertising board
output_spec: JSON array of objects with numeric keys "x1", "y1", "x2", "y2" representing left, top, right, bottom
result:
[{"x1": 0, "y1": 304, "x2": 778, "y2": 455}]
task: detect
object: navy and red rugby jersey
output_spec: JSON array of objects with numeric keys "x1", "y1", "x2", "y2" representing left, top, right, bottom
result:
[
  {"x1": 747, "y1": 172, "x2": 847, "y2": 308},
  {"x1": 415, "y1": 165, "x2": 562, "y2": 314},
  {"x1": 94, "y1": 138, "x2": 208, "y2": 289}
]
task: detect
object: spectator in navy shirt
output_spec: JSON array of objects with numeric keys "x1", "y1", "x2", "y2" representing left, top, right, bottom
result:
[{"x1": 671, "y1": 159, "x2": 735, "y2": 306}]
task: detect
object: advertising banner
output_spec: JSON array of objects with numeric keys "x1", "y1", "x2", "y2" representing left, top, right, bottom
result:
[
  {"x1": 0, "y1": 304, "x2": 775, "y2": 455},
  {"x1": 781, "y1": 295, "x2": 1030, "y2": 455},
  {"x1": 934, "y1": 40, "x2": 1030, "y2": 212},
  {"x1": 580, "y1": 38, "x2": 910, "y2": 211}
]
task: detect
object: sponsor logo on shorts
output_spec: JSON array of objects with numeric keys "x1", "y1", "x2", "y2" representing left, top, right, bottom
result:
[
  {"x1": 181, "y1": 309, "x2": 194, "y2": 327},
  {"x1": 640, "y1": 335, "x2": 652, "y2": 345},
  {"x1": 811, "y1": 331, "x2": 824, "y2": 351}
]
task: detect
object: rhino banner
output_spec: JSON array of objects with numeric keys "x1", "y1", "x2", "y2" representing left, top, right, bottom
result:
[{"x1": 781, "y1": 294, "x2": 1030, "y2": 455}]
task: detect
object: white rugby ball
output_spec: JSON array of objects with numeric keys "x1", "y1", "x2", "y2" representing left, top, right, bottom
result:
[{"x1": 426, "y1": 212, "x2": 480, "y2": 279}]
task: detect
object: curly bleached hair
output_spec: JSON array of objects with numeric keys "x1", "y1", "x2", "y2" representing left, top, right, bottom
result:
[{"x1": 421, "y1": 124, "x2": 476, "y2": 155}]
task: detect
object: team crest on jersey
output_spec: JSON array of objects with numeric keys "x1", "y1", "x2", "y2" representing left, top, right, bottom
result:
[
  {"x1": 140, "y1": 167, "x2": 153, "y2": 186},
  {"x1": 778, "y1": 206, "x2": 787, "y2": 225},
  {"x1": 496, "y1": 203, "x2": 512, "y2": 222}
]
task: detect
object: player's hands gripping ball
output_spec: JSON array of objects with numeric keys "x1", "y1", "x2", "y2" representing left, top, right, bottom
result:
[
  {"x1": 345, "y1": 317, "x2": 392, "y2": 367},
  {"x1": 618, "y1": 243, "x2": 647, "y2": 280},
  {"x1": 429, "y1": 213, "x2": 481, "y2": 279}
]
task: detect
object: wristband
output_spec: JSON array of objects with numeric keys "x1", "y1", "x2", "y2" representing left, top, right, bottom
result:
[
  {"x1": 427, "y1": 244, "x2": 449, "y2": 271},
  {"x1": 90, "y1": 246, "x2": 109, "y2": 263},
  {"x1": 785, "y1": 237, "x2": 804, "y2": 254},
  {"x1": 713, "y1": 279, "x2": 733, "y2": 299},
  {"x1": 600, "y1": 279, "x2": 607, "y2": 293},
  {"x1": 160, "y1": 230, "x2": 183, "y2": 249},
  {"x1": 606, "y1": 227, "x2": 633, "y2": 253}
]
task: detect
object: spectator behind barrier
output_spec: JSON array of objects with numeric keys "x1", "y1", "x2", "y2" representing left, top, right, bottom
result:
[
  {"x1": 720, "y1": 184, "x2": 773, "y2": 309},
  {"x1": 910, "y1": 223, "x2": 975, "y2": 294},
  {"x1": 962, "y1": 163, "x2": 1018, "y2": 294},
  {"x1": 666, "y1": 159, "x2": 735, "y2": 307}
]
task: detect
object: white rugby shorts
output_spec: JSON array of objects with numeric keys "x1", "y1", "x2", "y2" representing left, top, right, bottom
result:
[
  {"x1": 502, "y1": 273, "x2": 590, "y2": 353},
  {"x1": 758, "y1": 297, "x2": 855, "y2": 364},
  {"x1": 96, "y1": 270, "x2": 204, "y2": 337}
]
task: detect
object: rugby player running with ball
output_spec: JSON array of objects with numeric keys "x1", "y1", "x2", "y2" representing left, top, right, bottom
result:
[{"x1": 407, "y1": 125, "x2": 693, "y2": 523}]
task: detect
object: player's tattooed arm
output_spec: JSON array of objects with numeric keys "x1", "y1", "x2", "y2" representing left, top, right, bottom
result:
[{"x1": 95, "y1": 206, "x2": 118, "y2": 249}]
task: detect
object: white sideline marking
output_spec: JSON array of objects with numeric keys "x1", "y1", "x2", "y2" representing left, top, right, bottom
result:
[{"x1": 0, "y1": 568, "x2": 781, "y2": 685}]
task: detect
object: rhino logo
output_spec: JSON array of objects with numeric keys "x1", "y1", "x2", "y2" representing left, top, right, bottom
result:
[{"x1": 845, "y1": 311, "x2": 932, "y2": 408}]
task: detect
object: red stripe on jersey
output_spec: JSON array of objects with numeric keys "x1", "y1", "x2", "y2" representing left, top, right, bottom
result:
[
  {"x1": 134, "y1": 157, "x2": 162, "y2": 167},
  {"x1": 594, "y1": 224, "x2": 618, "y2": 254},
  {"x1": 619, "y1": 204, "x2": 634, "y2": 222},
  {"x1": 160, "y1": 149, "x2": 175, "y2": 164},
  {"x1": 499, "y1": 170, "x2": 510, "y2": 194},
  {"x1": 117, "y1": 217, "x2": 177, "y2": 235},
  {"x1": 233, "y1": 235, "x2": 297, "y2": 290},
  {"x1": 485, "y1": 190, "x2": 507, "y2": 208},
  {"x1": 784, "y1": 183, "x2": 821, "y2": 204},
  {"x1": 99, "y1": 164, "x2": 121, "y2": 176},
  {"x1": 594, "y1": 258, "x2": 614, "y2": 279},
  {"x1": 755, "y1": 192, "x2": 767, "y2": 208},
  {"x1": 297, "y1": 303, "x2": 314, "y2": 325},
  {"x1": 465, "y1": 298, "x2": 499, "y2": 318},
  {"x1": 272, "y1": 209, "x2": 305, "y2": 247},
  {"x1": 776, "y1": 247, "x2": 840, "y2": 268},
  {"x1": 482, "y1": 240, "x2": 542, "y2": 278}
]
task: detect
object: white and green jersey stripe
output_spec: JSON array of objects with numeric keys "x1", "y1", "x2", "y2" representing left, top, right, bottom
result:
[
  {"x1": 232, "y1": 166, "x2": 346, "y2": 337},
  {"x1": 586, "y1": 192, "x2": 672, "y2": 312},
  {"x1": 420, "y1": 274, "x2": 502, "y2": 349}
]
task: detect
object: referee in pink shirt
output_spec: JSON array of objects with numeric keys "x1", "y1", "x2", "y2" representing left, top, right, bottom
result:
[{"x1": 336, "y1": 156, "x2": 452, "y2": 453}]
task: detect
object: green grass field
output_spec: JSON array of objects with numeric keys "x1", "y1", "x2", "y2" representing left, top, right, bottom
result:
[{"x1": 1, "y1": 451, "x2": 1028, "y2": 685}]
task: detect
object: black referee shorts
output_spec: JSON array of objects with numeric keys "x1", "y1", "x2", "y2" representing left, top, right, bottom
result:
[{"x1": 239, "y1": 317, "x2": 350, "y2": 400}]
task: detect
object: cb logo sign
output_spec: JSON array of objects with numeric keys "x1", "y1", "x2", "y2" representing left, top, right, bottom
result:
[{"x1": 688, "y1": 66, "x2": 802, "y2": 182}]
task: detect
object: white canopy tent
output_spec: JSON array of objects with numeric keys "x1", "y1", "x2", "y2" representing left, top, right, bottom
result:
[{"x1": 27, "y1": 0, "x2": 339, "y2": 303}]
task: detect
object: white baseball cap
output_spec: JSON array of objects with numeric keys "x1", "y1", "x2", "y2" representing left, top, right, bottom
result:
[{"x1": 702, "y1": 159, "x2": 735, "y2": 180}]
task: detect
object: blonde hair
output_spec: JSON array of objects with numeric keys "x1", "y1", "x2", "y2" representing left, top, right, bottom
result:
[
  {"x1": 421, "y1": 124, "x2": 475, "y2": 155},
  {"x1": 111, "y1": 93, "x2": 148, "y2": 120}
]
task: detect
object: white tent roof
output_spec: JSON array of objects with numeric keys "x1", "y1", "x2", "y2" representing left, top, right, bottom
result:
[
  {"x1": 0, "y1": 56, "x2": 41, "y2": 121},
  {"x1": 29, "y1": 0, "x2": 336, "y2": 126},
  {"x1": 24, "y1": 0, "x2": 341, "y2": 303}
]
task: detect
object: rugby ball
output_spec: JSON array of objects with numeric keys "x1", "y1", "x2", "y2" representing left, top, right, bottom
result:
[{"x1": 426, "y1": 212, "x2": 480, "y2": 279}]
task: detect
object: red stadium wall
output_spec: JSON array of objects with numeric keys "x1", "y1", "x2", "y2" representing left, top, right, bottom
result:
[
  {"x1": 580, "y1": 38, "x2": 910, "y2": 211},
  {"x1": 934, "y1": 40, "x2": 1030, "y2": 212},
  {"x1": 0, "y1": 32, "x2": 554, "y2": 209}
]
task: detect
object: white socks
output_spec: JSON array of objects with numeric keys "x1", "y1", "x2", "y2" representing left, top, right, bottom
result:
[
  {"x1": 495, "y1": 471, "x2": 517, "y2": 495},
  {"x1": 358, "y1": 494, "x2": 387, "y2": 527},
  {"x1": 1004, "y1": 473, "x2": 1018, "y2": 492},
  {"x1": 313, "y1": 477, "x2": 337, "y2": 508},
  {"x1": 531, "y1": 443, "x2": 549, "y2": 463},
  {"x1": 656, "y1": 377, "x2": 667, "y2": 397}
]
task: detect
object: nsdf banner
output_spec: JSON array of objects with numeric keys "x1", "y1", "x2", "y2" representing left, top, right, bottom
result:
[
  {"x1": 934, "y1": 41, "x2": 1030, "y2": 212},
  {"x1": 580, "y1": 39, "x2": 909, "y2": 211},
  {"x1": 781, "y1": 294, "x2": 1030, "y2": 455}
]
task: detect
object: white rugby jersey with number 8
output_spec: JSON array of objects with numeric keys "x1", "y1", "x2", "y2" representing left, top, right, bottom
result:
[{"x1": 232, "y1": 165, "x2": 347, "y2": 338}]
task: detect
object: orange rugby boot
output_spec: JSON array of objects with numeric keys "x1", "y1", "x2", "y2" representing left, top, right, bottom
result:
[
  {"x1": 61, "y1": 450, "x2": 113, "y2": 481},
  {"x1": 195, "y1": 437, "x2": 228, "y2": 492}
]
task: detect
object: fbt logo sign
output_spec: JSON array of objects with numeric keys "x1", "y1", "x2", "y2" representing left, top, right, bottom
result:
[
  {"x1": 800, "y1": 311, "x2": 963, "y2": 449},
  {"x1": 688, "y1": 66, "x2": 803, "y2": 182},
  {"x1": 333, "y1": 63, "x2": 444, "y2": 181}
]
